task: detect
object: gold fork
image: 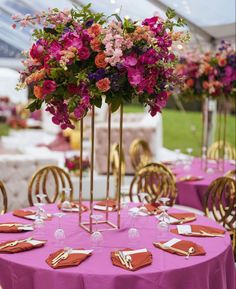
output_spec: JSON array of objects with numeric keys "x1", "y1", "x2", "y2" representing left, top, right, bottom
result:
[{"x1": 52, "y1": 252, "x2": 69, "y2": 267}]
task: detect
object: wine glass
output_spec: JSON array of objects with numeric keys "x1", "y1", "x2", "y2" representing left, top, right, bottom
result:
[
  {"x1": 138, "y1": 192, "x2": 149, "y2": 214},
  {"x1": 90, "y1": 214, "x2": 103, "y2": 251},
  {"x1": 120, "y1": 185, "x2": 129, "y2": 209},
  {"x1": 174, "y1": 149, "x2": 181, "y2": 166},
  {"x1": 157, "y1": 197, "x2": 170, "y2": 240},
  {"x1": 128, "y1": 210, "x2": 140, "y2": 246},
  {"x1": 54, "y1": 212, "x2": 66, "y2": 247},
  {"x1": 33, "y1": 193, "x2": 47, "y2": 238},
  {"x1": 61, "y1": 188, "x2": 72, "y2": 211}
]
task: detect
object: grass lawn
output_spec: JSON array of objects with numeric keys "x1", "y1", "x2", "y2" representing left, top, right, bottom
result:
[
  {"x1": 0, "y1": 123, "x2": 10, "y2": 137},
  {"x1": 124, "y1": 104, "x2": 235, "y2": 157}
]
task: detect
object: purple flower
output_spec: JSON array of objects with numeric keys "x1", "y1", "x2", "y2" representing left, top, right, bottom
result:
[
  {"x1": 127, "y1": 67, "x2": 143, "y2": 86},
  {"x1": 140, "y1": 48, "x2": 158, "y2": 65},
  {"x1": 85, "y1": 19, "x2": 94, "y2": 27},
  {"x1": 88, "y1": 69, "x2": 106, "y2": 81}
]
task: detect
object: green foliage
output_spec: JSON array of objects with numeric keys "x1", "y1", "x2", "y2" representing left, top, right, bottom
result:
[
  {"x1": 27, "y1": 99, "x2": 43, "y2": 112},
  {"x1": 71, "y1": 4, "x2": 105, "y2": 25}
]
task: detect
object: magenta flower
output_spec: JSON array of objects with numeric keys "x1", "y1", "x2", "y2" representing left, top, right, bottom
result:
[
  {"x1": 142, "y1": 16, "x2": 158, "y2": 27},
  {"x1": 140, "y1": 49, "x2": 158, "y2": 65},
  {"x1": 43, "y1": 80, "x2": 57, "y2": 96},
  {"x1": 78, "y1": 47, "x2": 90, "y2": 60},
  {"x1": 30, "y1": 43, "x2": 44, "y2": 59},
  {"x1": 48, "y1": 41, "x2": 62, "y2": 60},
  {"x1": 62, "y1": 32, "x2": 83, "y2": 49},
  {"x1": 123, "y1": 53, "x2": 138, "y2": 67}
]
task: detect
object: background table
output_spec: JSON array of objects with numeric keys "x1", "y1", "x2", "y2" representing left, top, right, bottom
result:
[
  {"x1": 0, "y1": 204, "x2": 235, "y2": 289},
  {"x1": 174, "y1": 158, "x2": 234, "y2": 211}
]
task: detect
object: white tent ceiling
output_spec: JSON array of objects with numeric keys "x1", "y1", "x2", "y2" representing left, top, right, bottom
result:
[{"x1": 0, "y1": 0, "x2": 235, "y2": 57}]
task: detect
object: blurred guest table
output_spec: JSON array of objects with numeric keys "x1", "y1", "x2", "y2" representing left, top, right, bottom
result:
[
  {"x1": 174, "y1": 158, "x2": 233, "y2": 211},
  {"x1": 0, "y1": 204, "x2": 235, "y2": 289}
]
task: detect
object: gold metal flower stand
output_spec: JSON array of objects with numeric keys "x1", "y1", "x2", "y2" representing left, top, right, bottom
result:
[{"x1": 78, "y1": 104, "x2": 123, "y2": 233}]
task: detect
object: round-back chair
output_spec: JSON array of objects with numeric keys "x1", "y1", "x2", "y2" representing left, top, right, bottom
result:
[
  {"x1": 129, "y1": 162, "x2": 177, "y2": 205},
  {"x1": 207, "y1": 141, "x2": 236, "y2": 160},
  {"x1": 28, "y1": 165, "x2": 73, "y2": 206},
  {"x1": 129, "y1": 139, "x2": 152, "y2": 172},
  {"x1": 0, "y1": 181, "x2": 8, "y2": 214}
]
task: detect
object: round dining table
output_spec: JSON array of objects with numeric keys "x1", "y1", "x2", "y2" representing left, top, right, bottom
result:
[
  {"x1": 174, "y1": 158, "x2": 234, "y2": 211},
  {"x1": 0, "y1": 204, "x2": 235, "y2": 289}
]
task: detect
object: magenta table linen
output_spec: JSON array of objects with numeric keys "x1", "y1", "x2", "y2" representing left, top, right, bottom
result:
[
  {"x1": 175, "y1": 158, "x2": 233, "y2": 211},
  {"x1": 0, "y1": 204, "x2": 235, "y2": 289}
]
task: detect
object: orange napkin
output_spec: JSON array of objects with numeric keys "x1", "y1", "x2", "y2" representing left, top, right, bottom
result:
[
  {"x1": 46, "y1": 248, "x2": 92, "y2": 269},
  {"x1": 111, "y1": 248, "x2": 152, "y2": 271},
  {"x1": 94, "y1": 200, "x2": 117, "y2": 211},
  {"x1": 0, "y1": 223, "x2": 32, "y2": 233},
  {"x1": 153, "y1": 239, "x2": 205, "y2": 256},
  {"x1": 0, "y1": 238, "x2": 46, "y2": 253},
  {"x1": 143, "y1": 203, "x2": 162, "y2": 215},
  {"x1": 57, "y1": 202, "x2": 88, "y2": 212},
  {"x1": 168, "y1": 213, "x2": 196, "y2": 224},
  {"x1": 171, "y1": 224, "x2": 225, "y2": 237},
  {"x1": 178, "y1": 175, "x2": 204, "y2": 182},
  {"x1": 13, "y1": 210, "x2": 52, "y2": 221}
]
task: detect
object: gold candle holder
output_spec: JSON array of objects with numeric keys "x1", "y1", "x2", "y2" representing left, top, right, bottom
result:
[{"x1": 79, "y1": 104, "x2": 123, "y2": 233}]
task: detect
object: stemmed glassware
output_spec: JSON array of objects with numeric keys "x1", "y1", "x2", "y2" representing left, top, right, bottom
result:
[
  {"x1": 61, "y1": 188, "x2": 72, "y2": 211},
  {"x1": 90, "y1": 214, "x2": 103, "y2": 250},
  {"x1": 33, "y1": 193, "x2": 47, "y2": 238},
  {"x1": 54, "y1": 212, "x2": 66, "y2": 247},
  {"x1": 157, "y1": 197, "x2": 170, "y2": 240},
  {"x1": 128, "y1": 210, "x2": 140, "y2": 246},
  {"x1": 184, "y1": 147, "x2": 193, "y2": 170},
  {"x1": 138, "y1": 192, "x2": 149, "y2": 214},
  {"x1": 174, "y1": 149, "x2": 181, "y2": 166}
]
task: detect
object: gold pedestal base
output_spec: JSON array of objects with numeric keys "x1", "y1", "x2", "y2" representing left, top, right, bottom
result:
[{"x1": 80, "y1": 220, "x2": 118, "y2": 233}]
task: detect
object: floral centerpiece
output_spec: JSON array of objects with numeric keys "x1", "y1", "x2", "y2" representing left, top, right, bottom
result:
[
  {"x1": 176, "y1": 41, "x2": 236, "y2": 101},
  {"x1": 13, "y1": 4, "x2": 189, "y2": 129},
  {"x1": 65, "y1": 155, "x2": 90, "y2": 176}
]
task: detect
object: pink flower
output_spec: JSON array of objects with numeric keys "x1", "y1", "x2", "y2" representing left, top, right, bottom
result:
[
  {"x1": 12, "y1": 24, "x2": 16, "y2": 29},
  {"x1": 43, "y1": 80, "x2": 57, "y2": 96},
  {"x1": 127, "y1": 67, "x2": 143, "y2": 86},
  {"x1": 62, "y1": 32, "x2": 83, "y2": 49},
  {"x1": 123, "y1": 53, "x2": 138, "y2": 67},
  {"x1": 30, "y1": 43, "x2": 44, "y2": 60},
  {"x1": 78, "y1": 47, "x2": 90, "y2": 60},
  {"x1": 48, "y1": 41, "x2": 62, "y2": 60},
  {"x1": 96, "y1": 78, "x2": 111, "y2": 92}
]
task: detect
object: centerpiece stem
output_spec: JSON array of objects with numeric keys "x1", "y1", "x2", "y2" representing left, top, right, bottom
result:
[
  {"x1": 117, "y1": 104, "x2": 123, "y2": 229},
  {"x1": 89, "y1": 106, "x2": 95, "y2": 233},
  {"x1": 79, "y1": 118, "x2": 83, "y2": 224}
]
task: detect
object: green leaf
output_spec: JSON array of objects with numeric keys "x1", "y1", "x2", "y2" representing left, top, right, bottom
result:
[
  {"x1": 44, "y1": 27, "x2": 58, "y2": 35},
  {"x1": 123, "y1": 18, "x2": 135, "y2": 33},
  {"x1": 92, "y1": 96, "x2": 102, "y2": 108},
  {"x1": 26, "y1": 99, "x2": 43, "y2": 112},
  {"x1": 166, "y1": 8, "x2": 176, "y2": 19}
]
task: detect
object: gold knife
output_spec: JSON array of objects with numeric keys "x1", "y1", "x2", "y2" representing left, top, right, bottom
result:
[{"x1": 154, "y1": 242, "x2": 188, "y2": 256}]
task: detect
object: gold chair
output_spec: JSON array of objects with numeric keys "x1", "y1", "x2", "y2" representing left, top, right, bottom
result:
[
  {"x1": 207, "y1": 141, "x2": 236, "y2": 160},
  {"x1": 28, "y1": 165, "x2": 74, "y2": 206},
  {"x1": 129, "y1": 162, "x2": 177, "y2": 205},
  {"x1": 204, "y1": 176, "x2": 236, "y2": 253},
  {"x1": 111, "y1": 143, "x2": 126, "y2": 198},
  {"x1": 224, "y1": 169, "x2": 236, "y2": 180},
  {"x1": 129, "y1": 139, "x2": 152, "y2": 172},
  {"x1": 0, "y1": 181, "x2": 8, "y2": 214}
]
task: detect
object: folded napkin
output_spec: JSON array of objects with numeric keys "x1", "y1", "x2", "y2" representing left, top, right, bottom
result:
[
  {"x1": 166, "y1": 213, "x2": 196, "y2": 224},
  {"x1": 0, "y1": 223, "x2": 33, "y2": 233},
  {"x1": 13, "y1": 210, "x2": 52, "y2": 221},
  {"x1": 178, "y1": 175, "x2": 204, "y2": 182},
  {"x1": 111, "y1": 248, "x2": 152, "y2": 271},
  {"x1": 46, "y1": 248, "x2": 92, "y2": 269},
  {"x1": 0, "y1": 238, "x2": 46, "y2": 253},
  {"x1": 153, "y1": 238, "x2": 205, "y2": 256},
  {"x1": 143, "y1": 203, "x2": 161, "y2": 215},
  {"x1": 94, "y1": 200, "x2": 117, "y2": 212},
  {"x1": 171, "y1": 224, "x2": 225, "y2": 237},
  {"x1": 58, "y1": 202, "x2": 88, "y2": 213}
]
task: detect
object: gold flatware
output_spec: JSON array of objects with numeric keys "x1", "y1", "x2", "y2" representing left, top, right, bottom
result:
[
  {"x1": 52, "y1": 252, "x2": 69, "y2": 267},
  {"x1": 0, "y1": 237, "x2": 33, "y2": 250},
  {"x1": 0, "y1": 224, "x2": 17, "y2": 227},
  {"x1": 125, "y1": 255, "x2": 133, "y2": 269},
  {"x1": 52, "y1": 251, "x2": 65, "y2": 264},
  {"x1": 185, "y1": 247, "x2": 195, "y2": 260},
  {"x1": 115, "y1": 252, "x2": 125, "y2": 265},
  {"x1": 178, "y1": 217, "x2": 196, "y2": 224},
  {"x1": 199, "y1": 230, "x2": 224, "y2": 237},
  {"x1": 119, "y1": 251, "x2": 129, "y2": 269},
  {"x1": 154, "y1": 242, "x2": 188, "y2": 256}
]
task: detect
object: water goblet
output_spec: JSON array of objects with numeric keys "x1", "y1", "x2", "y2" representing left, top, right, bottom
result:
[
  {"x1": 90, "y1": 214, "x2": 103, "y2": 251},
  {"x1": 138, "y1": 192, "x2": 149, "y2": 214},
  {"x1": 54, "y1": 212, "x2": 66, "y2": 247},
  {"x1": 128, "y1": 210, "x2": 140, "y2": 246},
  {"x1": 174, "y1": 149, "x2": 181, "y2": 166},
  {"x1": 61, "y1": 188, "x2": 72, "y2": 211}
]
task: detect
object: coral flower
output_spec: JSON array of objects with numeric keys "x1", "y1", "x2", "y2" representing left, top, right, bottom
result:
[
  {"x1": 90, "y1": 38, "x2": 101, "y2": 52},
  {"x1": 96, "y1": 78, "x2": 110, "y2": 92},
  {"x1": 95, "y1": 52, "x2": 107, "y2": 68},
  {"x1": 186, "y1": 78, "x2": 194, "y2": 87},
  {"x1": 33, "y1": 85, "x2": 44, "y2": 99},
  {"x1": 87, "y1": 23, "x2": 101, "y2": 37}
]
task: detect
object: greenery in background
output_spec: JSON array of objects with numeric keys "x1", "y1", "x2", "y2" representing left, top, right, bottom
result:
[
  {"x1": 124, "y1": 104, "x2": 236, "y2": 157},
  {"x1": 0, "y1": 124, "x2": 10, "y2": 137}
]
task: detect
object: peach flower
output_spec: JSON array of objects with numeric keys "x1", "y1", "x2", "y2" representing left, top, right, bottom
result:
[
  {"x1": 186, "y1": 78, "x2": 194, "y2": 87},
  {"x1": 87, "y1": 24, "x2": 101, "y2": 37},
  {"x1": 33, "y1": 85, "x2": 44, "y2": 99},
  {"x1": 95, "y1": 52, "x2": 107, "y2": 68},
  {"x1": 96, "y1": 78, "x2": 110, "y2": 92},
  {"x1": 90, "y1": 38, "x2": 101, "y2": 52}
]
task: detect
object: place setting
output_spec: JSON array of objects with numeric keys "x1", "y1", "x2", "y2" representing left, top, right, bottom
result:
[
  {"x1": 0, "y1": 223, "x2": 33, "y2": 233},
  {"x1": 111, "y1": 248, "x2": 153, "y2": 271},
  {"x1": 0, "y1": 236, "x2": 46, "y2": 253},
  {"x1": 171, "y1": 224, "x2": 226, "y2": 237},
  {"x1": 46, "y1": 247, "x2": 93, "y2": 269}
]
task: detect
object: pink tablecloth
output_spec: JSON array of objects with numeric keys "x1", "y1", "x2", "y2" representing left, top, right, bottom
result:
[
  {"x1": 0, "y1": 204, "x2": 235, "y2": 289},
  {"x1": 175, "y1": 158, "x2": 234, "y2": 211}
]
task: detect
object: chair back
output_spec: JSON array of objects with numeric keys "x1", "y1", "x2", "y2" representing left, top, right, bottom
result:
[
  {"x1": 224, "y1": 169, "x2": 236, "y2": 180},
  {"x1": 129, "y1": 162, "x2": 176, "y2": 205},
  {"x1": 0, "y1": 181, "x2": 7, "y2": 214},
  {"x1": 207, "y1": 141, "x2": 236, "y2": 160},
  {"x1": 28, "y1": 165, "x2": 73, "y2": 206},
  {"x1": 129, "y1": 139, "x2": 152, "y2": 172}
]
